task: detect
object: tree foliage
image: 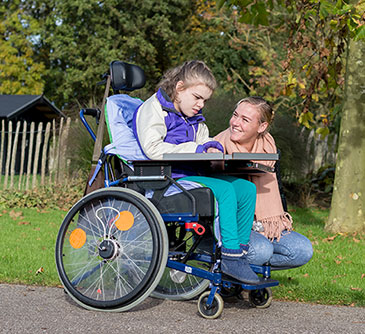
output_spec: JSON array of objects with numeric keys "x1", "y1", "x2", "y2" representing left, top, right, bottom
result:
[
  {"x1": 17, "y1": 0, "x2": 193, "y2": 110},
  {"x1": 218, "y1": 0, "x2": 365, "y2": 135},
  {"x1": 0, "y1": 1, "x2": 45, "y2": 94}
]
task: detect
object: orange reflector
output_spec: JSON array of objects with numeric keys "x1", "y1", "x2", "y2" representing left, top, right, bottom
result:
[
  {"x1": 69, "y1": 228, "x2": 86, "y2": 249},
  {"x1": 114, "y1": 211, "x2": 134, "y2": 231}
]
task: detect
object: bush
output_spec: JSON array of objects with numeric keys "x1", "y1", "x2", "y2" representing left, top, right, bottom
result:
[{"x1": 0, "y1": 178, "x2": 84, "y2": 211}]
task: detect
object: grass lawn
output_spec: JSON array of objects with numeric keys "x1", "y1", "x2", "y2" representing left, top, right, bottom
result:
[
  {"x1": 0, "y1": 206, "x2": 364, "y2": 306},
  {"x1": 0, "y1": 208, "x2": 65, "y2": 286},
  {"x1": 271, "y1": 207, "x2": 364, "y2": 307}
]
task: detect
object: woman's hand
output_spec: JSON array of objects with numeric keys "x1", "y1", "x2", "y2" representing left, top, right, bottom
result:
[{"x1": 207, "y1": 147, "x2": 222, "y2": 153}]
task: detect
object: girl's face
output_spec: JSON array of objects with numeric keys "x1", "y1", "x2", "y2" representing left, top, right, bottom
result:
[
  {"x1": 174, "y1": 82, "x2": 212, "y2": 118},
  {"x1": 229, "y1": 102, "x2": 268, "y2": 145}
]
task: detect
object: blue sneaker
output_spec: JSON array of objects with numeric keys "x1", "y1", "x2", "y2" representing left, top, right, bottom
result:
[{"x1": 221, "y1": 247, "x2": 260, "y2": 284}]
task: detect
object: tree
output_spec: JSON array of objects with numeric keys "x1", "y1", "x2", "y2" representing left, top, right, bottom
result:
[
  {"x1": 327, "y1": 36, "x2": 365, "y2": 233},
  {"x1": 218, "y1": 0, "x2": 365, "y2": 233},
  {"x1": 0, "y1": 1, "x2": 45, "y2": 94},
  {"x1": 20, "y1": 0, "x2": 194, "y2": 109}
]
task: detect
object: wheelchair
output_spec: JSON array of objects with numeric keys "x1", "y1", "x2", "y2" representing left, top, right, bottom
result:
[{"x1": 55, "y1": 61, "x2": 279, "y2": 319}]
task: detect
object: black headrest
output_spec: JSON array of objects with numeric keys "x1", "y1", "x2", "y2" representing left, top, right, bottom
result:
[{"x1": 110, "y1": 61, "x2": 146, "y2": 92}]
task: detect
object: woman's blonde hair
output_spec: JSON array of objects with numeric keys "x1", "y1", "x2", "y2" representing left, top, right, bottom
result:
[
  {"x1": 235, "y1": 96, "x2": 274, "y2": 126},
  {"x1": 157, "y1": 60, "x2": 217, "y2": 101}
]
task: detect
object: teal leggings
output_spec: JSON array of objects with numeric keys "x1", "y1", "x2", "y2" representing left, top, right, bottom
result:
[{"x1": 181, "y1": 175, "x2": 256, "y2": 249}]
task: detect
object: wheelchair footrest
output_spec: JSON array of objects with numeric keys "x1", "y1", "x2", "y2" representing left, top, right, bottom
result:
[{"x1": 221, "y1": 275, "x2": 279, "y2": 290}]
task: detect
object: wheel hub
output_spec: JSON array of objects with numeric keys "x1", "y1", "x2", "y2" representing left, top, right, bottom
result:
[
  {"x1": 99, "y1": 239, "x2": 120, "y2": 260},
  {"x1": 169, "y1": 269, "x2": 187, "y2": 284}
]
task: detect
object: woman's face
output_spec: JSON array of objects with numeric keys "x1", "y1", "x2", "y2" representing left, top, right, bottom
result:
[
  {"x1": 229, "y1": 102, "x2": 268, "y2": 144},
  {"x1": 174, "y1": 82, "x2": 212, "y2": 118}
]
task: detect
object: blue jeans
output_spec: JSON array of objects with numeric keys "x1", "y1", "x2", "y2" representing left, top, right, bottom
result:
[{"x1": 247, "y1": 231, "x2": 313, "y2": 268}]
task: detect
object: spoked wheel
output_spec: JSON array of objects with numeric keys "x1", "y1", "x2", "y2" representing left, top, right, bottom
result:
[
  {"x1": 197, "y1": 291, "x2": 224, "y2": 319},
  {"x1": 55, "y1": 188, "x2": 168, "y2": 312},
  {"x1": 151, "y1": 224, "x2": 213, "y2": 300},
  {"x1": 248, "y1": 287, "x2": 273, "y2": 309}
]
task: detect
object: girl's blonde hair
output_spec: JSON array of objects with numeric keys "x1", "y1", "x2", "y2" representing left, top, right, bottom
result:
[{"x1": 157, "y1": 60, "x2": 217, "y2": 101}]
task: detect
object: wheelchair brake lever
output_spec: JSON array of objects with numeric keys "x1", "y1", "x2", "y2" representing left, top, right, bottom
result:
[{"x1": 185, "y1": 222, "x2": 205, "y2": 235}]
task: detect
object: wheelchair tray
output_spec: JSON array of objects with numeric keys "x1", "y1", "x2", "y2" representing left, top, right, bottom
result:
[{"x1": 154, "y1": 152, "x2": 279, "y2": 175}]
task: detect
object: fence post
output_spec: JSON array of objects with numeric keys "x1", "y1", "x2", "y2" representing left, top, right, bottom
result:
[
  {"x1": 18, "y1": 121, "x2": 27, "y2": 190},
  {"x1": 0, "y1": 119, "x2": 5, "y2": 184},
  {"x1": 25, "y1": 122, "x2": 35, "y2": 191},
  {"x1": 32, "y1": 122, "x2": 43, "y2": 189},
  {"x1": 4, "y1": 121, "x2": 13, "y2": 189},
  {"x1": 55, "y1": 118, "x2": 64, "y2": 183},
  {"x1": 41, "y1": 122, "x2": 51, "y2": 186},
  {"x1": 58, "y1": 117, "x2": 71, "y2": 183},
  {"x1": 10, "y1": 121, "x2": 21, "y2": 189},
  {"x1": 48, "y1": 119, "x2": 56, "y2": 185}
]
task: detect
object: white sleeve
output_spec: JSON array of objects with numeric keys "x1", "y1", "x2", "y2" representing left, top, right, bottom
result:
[
  {"x1": 135, "y1": 95, "x2": 200, "y2": 160},
  {"x1": 196, "y1": 123, "x2": 211, "y2": 145}
]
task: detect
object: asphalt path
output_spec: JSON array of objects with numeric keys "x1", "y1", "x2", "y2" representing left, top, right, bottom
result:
[{"x1": 1, "y1": 284, "x2": 364, "y2": 334}]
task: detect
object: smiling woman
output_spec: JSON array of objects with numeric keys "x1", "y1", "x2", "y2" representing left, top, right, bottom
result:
[
  {"x1": 229, "y1": 99, "x2": 271, "y2": 151},
  {"x1": 214, "y1": 97, "x2": 313, "y2": 268}
]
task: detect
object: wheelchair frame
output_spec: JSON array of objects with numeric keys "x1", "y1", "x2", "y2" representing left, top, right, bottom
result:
[{"x1": 55, "y1": 61, "x2": 279, "y2": 319}]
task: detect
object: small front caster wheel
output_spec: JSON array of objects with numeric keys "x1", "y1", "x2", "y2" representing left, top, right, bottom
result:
[
  {"x1": 248, "y1": 287, "x2": 273, "y2": 309},
  {"x1": 197, "y1": 291, "x2": 224, "y2": 319}
]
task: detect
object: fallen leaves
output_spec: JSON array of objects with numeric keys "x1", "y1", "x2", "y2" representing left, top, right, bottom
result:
[
  {"x1": 17, "y1": 221, "x2": 31, "y2": 226},
  {"x1": 9, "y1": 210, "x2": 24, "y2": 221},
  {"x1": 322, "y1": 234, "x2": 338, "y2": 242},
  {"x1": 35, "y1": 267, "x2": 44, "y2": 275}
]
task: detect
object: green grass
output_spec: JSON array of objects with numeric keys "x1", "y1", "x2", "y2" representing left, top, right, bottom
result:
[
  {"x1": 271, "y1": 207, "x2": 365, "y2": 307},
  {"x1": 0, "y1": 206, "x2": 364, "y2": 306},
  {"x1": 0, "y1": 208, "x2": 65, "y2": 286}
]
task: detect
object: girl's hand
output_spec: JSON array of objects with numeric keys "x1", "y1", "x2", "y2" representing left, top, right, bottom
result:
[{"x1": 196, "y1": 141, "x2": 224, "y2": 153}]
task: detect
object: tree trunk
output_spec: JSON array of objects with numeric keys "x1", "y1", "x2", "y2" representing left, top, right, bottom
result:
[{"x1": 326, "y1": 38, "x2": 365, "y2": 234}]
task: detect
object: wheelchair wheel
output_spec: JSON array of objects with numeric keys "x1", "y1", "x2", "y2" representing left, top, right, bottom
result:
[
  {"x1": 55, "y1": 188, "x2": 168, "y2": 312},
  {"x1": 248, "y1": 287, "x2": 273, "y2": 309},
  {"x1": 151, "y1": 225, "x2": 213, "y2": 300},
  {"x1": 151, "y1": 259, "x2": 211, "y2": 300},
  {"x1": 197, "y1": 291, "x2": 224, "y2": 319}
]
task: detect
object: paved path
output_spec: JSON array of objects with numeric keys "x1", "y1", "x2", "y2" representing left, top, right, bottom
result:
[{"x1": 0, "y1": 284, "x2": 364, "y2": 334}]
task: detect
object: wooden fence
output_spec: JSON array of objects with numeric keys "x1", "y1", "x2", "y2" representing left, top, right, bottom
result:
[
  {"x1": 0, "y1": 117, "x2": 337, "y2": 190},
  {"x1": 0, "y1": 118, "x2": 72, "y2": 190}
]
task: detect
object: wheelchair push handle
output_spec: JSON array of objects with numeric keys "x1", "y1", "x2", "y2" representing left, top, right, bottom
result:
[{"x1": 80, "y1": 108, "x2": 101, "y2": 142}]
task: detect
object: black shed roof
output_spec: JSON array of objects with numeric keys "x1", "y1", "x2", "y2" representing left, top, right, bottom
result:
[{"x1": 0, "y1": 95, "x2": 65, "y2": 122}]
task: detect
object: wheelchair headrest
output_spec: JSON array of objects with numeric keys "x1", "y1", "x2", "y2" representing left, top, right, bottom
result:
[{"x1": 110, "y1": 61, "x2": 146, "y2": 92}]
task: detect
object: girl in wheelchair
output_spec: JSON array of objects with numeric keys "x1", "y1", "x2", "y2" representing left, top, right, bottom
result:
[{"x1": 133, "y1": 60, "x2": 260, "y2": 284}]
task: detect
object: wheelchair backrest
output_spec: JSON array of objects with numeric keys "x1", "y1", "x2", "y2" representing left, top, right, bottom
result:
[
  {"x1": 104, "y1": 61, "x2": 148, "y2": 163},
  {"x1": 104, "y1": 94, "x2": 146, "y2": 162},
  {"x1": 110, "y1": 61, "x2": 146, "y2": 93}
]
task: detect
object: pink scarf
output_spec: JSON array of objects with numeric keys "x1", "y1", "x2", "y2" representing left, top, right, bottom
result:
[{"x1": 214, "y1": 129, "x2": 292, "y2": 240}]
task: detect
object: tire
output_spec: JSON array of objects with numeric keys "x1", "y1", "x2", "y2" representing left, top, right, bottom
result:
[
  {"x1": 55, "y1": 188, "x2": 168, "y2": 312},
  {"x1": 197, "y1": 291, "x2": 224, "y2": 319},
  {"x1": 248, "y1": 287, "x2": 273, "y2": 309}
]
